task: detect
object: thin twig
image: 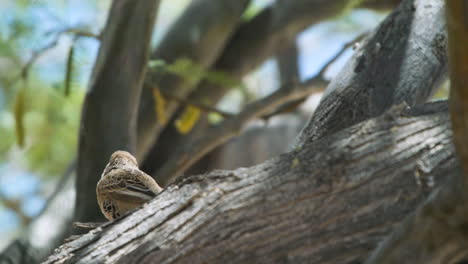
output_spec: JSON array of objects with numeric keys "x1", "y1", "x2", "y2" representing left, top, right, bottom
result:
[
  {"x1": 6, "y1": 27, "x2": 99, "y2": 88},
  {"x1": 159, "y1": 90, "x2": 234, "y2": 119},
  {"x1": 73, "y1": 222, "x2": 105, "y2": 229},
  {"x1": 317, "y1": 31, "x2": 369, "y2": 78},
  {"x1": 264, "y1": 33, "x2": 368, "y2": 119},
  {"x1": 59, "y1": 27, "x2": 101, "y2": 39},
  {"x1": 21, "y1": 38, "x2": 60, "y2": 79},
  {"x1": 64, "y1": 235, "x2": 83, "y2": 242},
  {"x1": 0, "y1": 190, "x2": 32, "y2": 225},
  {"x1": 35, "y1": 160, "x2": 76, "y2": 219}
]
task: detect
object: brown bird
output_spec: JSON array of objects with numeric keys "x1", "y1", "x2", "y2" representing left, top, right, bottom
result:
[{"x1": 96, "y1": 150, "x2": 162, "y2": 220}]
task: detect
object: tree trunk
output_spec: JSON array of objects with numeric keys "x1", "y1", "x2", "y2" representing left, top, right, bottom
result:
[{"x1": 74, "y1": 0, "x2": 160, "y2": 223}]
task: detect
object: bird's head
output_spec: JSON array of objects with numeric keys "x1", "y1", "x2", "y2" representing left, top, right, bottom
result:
[
  {"x1": 109, "y1": 150, "x2": 138, "y2": 166},
  {"x1": 102, "y1": 150, "x2": 138, "y2": 177}
]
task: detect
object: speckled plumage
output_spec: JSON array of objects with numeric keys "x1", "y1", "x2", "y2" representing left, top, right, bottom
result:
[{"x1": 96, "y1": 151, "x2": 162, "y2": 220}]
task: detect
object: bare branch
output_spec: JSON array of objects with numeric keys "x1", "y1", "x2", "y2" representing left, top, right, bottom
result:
[
  {"x1": 155, "y1": 76, "x2": 327, "y2": 185},
  {"x1": 0, "y1": 191, "x2": 32, "y2": 226},
  {"x1": 6, "y1": 38, "x2": 59, "y2": 87},
  {"x1": 36, "y1": 160, "x2": 76, "y2": 218},
  {"x1": 6, "y1": 27, "x2": 99, "y2": 88},
  {"x1": 264, "y1": 32, "x2": 368, "y2": 119},
  {"x1": 270, "y1": 40, "x2": 304, "y2": 117},
  {"x1": 316, "y1": 31, "x2": 368, "y2": 78},
  {"x1": 277, "y1": 40, "x2": 300, "y2": 84},
  {"x1": 73, "y1": 222, "x2": 104, "y2": 229},
  {"x1": 60, "y1": 27, "x2": 100, "y2": 39},
  {"x1": 159, "y1": 90, "x2": 234, "y2": 119}
]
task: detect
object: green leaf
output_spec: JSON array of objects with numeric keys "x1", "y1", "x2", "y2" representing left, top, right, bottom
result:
[
  {"x1": 148, "y1": 59, "x2": 166, "y2": 68},
  {"x1": 64, "y1": 44, "x2": 75, "y2": 97},
  {"x1": 166, "y1": 58, "x2": 204, "y2": 84},
  {"x1": 13, "y1": 84, "x2": 26, "y2": 147},
  {"x1": 148, "y1": 58, "x2": 246, "y2": 91}
]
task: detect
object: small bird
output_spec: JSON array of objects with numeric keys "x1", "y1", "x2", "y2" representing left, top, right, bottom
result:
[{"x1": 96, "y1": 150, "x2": 162, "y2": 220}]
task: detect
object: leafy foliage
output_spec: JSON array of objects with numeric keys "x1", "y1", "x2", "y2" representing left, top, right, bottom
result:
[
  {"x1": 0, "y1": 6, "x2": 84, "y2": 177},
  {"x1": 152, "y1": 87, "x2": 168, "y2": 125},
  {"x1": 175, "y1": 105, "x2": 201, "y2": 134},
  {"x1": 64, "y1": 44, "x2": 75, "y2": 97},
  {"x1": 13, "y1": 83, "x2": 26, "y2": 148},
  {"x1": 148, "y1": 58, "x2": 249, "y2": 132},
  {"x1": 149, "y1": 58, "x2": 246, "y2": 92}
]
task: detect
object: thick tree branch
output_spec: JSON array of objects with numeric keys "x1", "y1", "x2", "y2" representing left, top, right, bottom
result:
[
  {"x1": 296, "y1": 0, "x2": 448, "y2": 145},
  {"x1": 277, "y1": 40, "x2": 300, "y2": 85},
  {"x1": 269, "y1": 40, "x2": 305, "y2": 117},
  {"x1": 364, "y1": 167, "x2": 468, "y2": 263},
  {"x1": 75, "y1": 0, "x2": 160, "y2": 223},
  {"x1": 44, "y1": 102, "x2": 455, "y2": 264}
]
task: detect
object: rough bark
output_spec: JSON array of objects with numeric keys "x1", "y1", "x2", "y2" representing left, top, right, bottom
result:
[
  {"x1": 296, "y1": 0, "x2": 448, "y2": 146},
  {"x1": 363, "y1": 167, "x2": 468, "y2": 263},
  {"x1": 75, "y1": 0, "x2": 160, "y2": 223},
  {"x1": 362, "y1": 1, "x2": 468, "y2": 263},
  {"x1": 44, "y1": 101, "x2": 460, "y2": 264}
]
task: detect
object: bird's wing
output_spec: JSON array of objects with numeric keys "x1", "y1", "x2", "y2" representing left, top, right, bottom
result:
[
  {"x1": 122, "y1": 169, "x2": 159, "y2": 200},
  {"x1": 98, "y1": 168, "x2": 159, "y2": 202}
]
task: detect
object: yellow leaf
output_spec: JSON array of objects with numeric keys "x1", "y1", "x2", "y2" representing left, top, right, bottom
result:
[
  {"x1": 14, "y1": 86, "x2": 26, "y2": 147},
  {"x1": 175, "y1": 105, "x2": 201, "y2": 134},
  {"x1": 152, "y1": 88, "x2": 167, "y2": 125}
]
